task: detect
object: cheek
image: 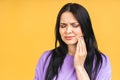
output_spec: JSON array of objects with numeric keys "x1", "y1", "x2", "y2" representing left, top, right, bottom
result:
[
  {"x1": 75, "y1": 29, "x2": 83, "y2": 37},
  {"x1": 59, "y1": 29, "x2": 64, "y2": 36}
]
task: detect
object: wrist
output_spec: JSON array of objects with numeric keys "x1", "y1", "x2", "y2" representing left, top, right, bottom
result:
[
  {"x1": 75, "y1": 66, "x2": 90, "y2": 80},
  {"x1": 75, "y1": 66, "x2": 84, "y2": 72},
  {"x1": 75, "y1": 65, "x2": 84, "y2": 69}
]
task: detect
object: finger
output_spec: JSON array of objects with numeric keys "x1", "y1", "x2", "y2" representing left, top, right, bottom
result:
[
  {"x1": 76, "y1": 38, "x2": 80, "y2": 54},
  {"x1": 79, "y1": 37, "x2": 84, "y2": 56},
  {"x1": 76, "y1": 37, "x2": 82, "y2": 56},
  {"x1": 79, "y1": 37, "x2": 87, "y2": 56},
  {"x1": 80, "y1": 37, "x2": 87, "y2": 55}
]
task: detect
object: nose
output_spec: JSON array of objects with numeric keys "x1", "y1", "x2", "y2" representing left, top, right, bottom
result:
[{"x1": 66, "y1": 26, "x2": 72, "y2": 33}]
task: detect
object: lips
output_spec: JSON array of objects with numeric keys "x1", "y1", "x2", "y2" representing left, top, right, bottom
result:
[{"x1": 64, "y1": 36, "x2": 74, "y2": 40}]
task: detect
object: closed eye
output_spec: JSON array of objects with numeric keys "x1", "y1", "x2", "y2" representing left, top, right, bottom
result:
[
  {"x1": 60, "y1": 23, "x2": 67, "y2": 28},
  {"x1": 72, "y1": 24, "x2": 80, "y2": 28},
  {"x1": 71, "y1": 23, "x2": 80, "y2": 28}
]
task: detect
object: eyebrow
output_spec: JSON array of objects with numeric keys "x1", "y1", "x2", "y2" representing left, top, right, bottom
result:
[{"x1": 60, "y1": 22, "x2": 79, "y2": 24}]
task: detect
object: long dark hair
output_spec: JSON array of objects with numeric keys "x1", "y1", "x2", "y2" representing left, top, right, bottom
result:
[{"x1": 45, "y1": 3, "x2": 102, "y2": 80}]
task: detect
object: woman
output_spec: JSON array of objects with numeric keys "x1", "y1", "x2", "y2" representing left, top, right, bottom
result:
[{"x1": 34, "y1": 3, "x2": 112, "y2": 80}]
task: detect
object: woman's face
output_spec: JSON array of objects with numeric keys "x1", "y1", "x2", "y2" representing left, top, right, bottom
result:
[{"x1": 59, "y1": 11, "x2": 83, "y2": 46}]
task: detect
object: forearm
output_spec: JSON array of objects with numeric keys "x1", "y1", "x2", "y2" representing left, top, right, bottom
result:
[{"x1": 75, "y1": 66, "x2": 90, "y2": 80}]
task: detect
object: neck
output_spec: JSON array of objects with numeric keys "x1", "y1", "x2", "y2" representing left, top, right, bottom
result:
[{"x1": 68, "y1": 44, "x2": 77, "y2": 56}]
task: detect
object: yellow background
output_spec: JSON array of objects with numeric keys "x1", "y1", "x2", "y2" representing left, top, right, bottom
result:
[{"x1": 0, "y1": 0, "x2": 120, "y2": 80}]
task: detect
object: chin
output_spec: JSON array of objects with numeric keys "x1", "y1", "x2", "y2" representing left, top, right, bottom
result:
[{"x1": 64, "y1": 41, "x2": 77, "y2": 45}]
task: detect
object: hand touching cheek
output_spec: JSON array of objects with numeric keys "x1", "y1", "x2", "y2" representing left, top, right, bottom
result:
[{"x1": 74, "y1": 37, "x2": 87, "y2": 67}]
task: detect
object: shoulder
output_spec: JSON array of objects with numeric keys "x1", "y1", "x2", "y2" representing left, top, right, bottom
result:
[
  {"x1": 34, "y1": 50, "x2": 53, "y2": 80},
  {"x1": 96, "y1": 53, "x2": 112, "y2": 80},
  {"x1": 36, "y1": 50, "x2": 53, "y2": 69},
  {"x1": 40, "y1": 50, "x2": 52, "y2": 59},
  {"x1": 100, "y1": 53, "x2": 111, "y2": 69},
  {"x1": 38, "y1": 50, "x2": 52, "y2": 64}
]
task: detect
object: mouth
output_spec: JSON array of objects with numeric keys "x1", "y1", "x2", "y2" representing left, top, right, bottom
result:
[{"x1": 64, "y1": 36, "x2": 74, "y2": 40}]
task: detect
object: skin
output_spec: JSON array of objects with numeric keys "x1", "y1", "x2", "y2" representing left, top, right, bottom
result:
[{"x1": 59, "y1": 11, "x2": 90, "y2": 80}]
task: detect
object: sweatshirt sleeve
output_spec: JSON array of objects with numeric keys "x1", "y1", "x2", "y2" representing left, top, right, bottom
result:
[
  {"x1": 96, "y1": 54, "x2": 112, "y2": 80},
  {"x1": 34, "y1": 51, "x2": 51, "y2": 80},
  {"x1": 34, "y1": 57, "x2": 43, "y2": 80}
]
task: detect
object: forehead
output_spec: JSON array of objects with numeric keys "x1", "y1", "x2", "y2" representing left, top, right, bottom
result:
[{"x1": 60, "y1": 11, "x2": 78, "y2": 23}]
